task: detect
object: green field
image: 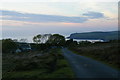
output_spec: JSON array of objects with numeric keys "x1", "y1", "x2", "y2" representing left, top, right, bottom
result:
[{"x1": 2, "y1": 48, "x2": 75, "y2": 79}]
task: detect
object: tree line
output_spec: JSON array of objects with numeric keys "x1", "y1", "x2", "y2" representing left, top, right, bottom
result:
[
  {"x1": 2, "y1": 33, "x2": 119, "y2": 53},
  {"x1": 2, "y1": 34, "x2": 66, "y2": 53}
]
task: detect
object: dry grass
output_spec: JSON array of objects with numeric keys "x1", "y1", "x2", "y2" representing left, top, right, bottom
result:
[{"x1": 70, "y1": 42, "x2": 120, "y2": 70}]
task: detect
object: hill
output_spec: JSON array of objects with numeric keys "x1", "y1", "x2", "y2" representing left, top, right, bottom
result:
[{"x1": 68, "y1": 31, "x2": 119, "y2": 41}]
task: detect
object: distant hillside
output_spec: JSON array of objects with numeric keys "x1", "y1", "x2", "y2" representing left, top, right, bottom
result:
[{"x1": 69, "y1": 31, "x2": 119, "y2": 41}]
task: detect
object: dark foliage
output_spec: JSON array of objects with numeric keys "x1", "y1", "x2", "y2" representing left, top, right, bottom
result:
[
  {"x1": 2, "y1": 39, "x2": 18, "y2": 53},
  {"x1": 69, "y1": 40, "x2": 120, "y2": 69}
]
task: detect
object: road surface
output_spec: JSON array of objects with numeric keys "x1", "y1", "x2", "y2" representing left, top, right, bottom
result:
[{"x1": 62, "y1": 48, "x2": 119, "y2": 78}]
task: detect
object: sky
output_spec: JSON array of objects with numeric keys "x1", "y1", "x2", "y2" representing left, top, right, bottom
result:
[{"x1": 0, "y1": 0, "x2": 119, "y2": 42}]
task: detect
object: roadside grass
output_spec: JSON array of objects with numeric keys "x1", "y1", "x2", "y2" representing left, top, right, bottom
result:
[
  {"x1": 69, "y1": 42, "x2": 120, "y2": 70},
  {"x1": 3, "y1": 69, "x2": 48, "y2": 79},
  {"x1": 0, "y1": 40, "x2": 1, "y2": 50},
  {"x1": 45, "y1": 67, "x2": 74, "y2": 78},
  {"x1": 2, "y1": 48, "x2": 75, "y2": 79},
  {"x1": 55, "y1": 55, "x2": 75, "y2": 78}
]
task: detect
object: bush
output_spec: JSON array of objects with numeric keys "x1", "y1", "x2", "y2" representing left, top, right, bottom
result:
[{"x1": 2, "y1": 39, "x2": 18, "y2": 53}]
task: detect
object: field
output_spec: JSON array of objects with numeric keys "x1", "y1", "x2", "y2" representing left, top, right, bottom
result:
[
  {"x1": 69, "y1": 41, "x2": 120, "y2": 70},
  {"x1": 2, "y1": 48, "x2": 75, "y2": 79}
]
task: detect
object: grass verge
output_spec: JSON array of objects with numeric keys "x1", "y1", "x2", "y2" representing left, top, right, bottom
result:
[
  {"x1": 2, "y1": 48, "x2": 75, "y2": 79},
  {"x1": 68, "y1": 42, "x2": 120, "y2": 70}
]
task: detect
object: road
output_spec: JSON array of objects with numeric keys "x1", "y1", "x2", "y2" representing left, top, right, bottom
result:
[{"x1": 62, "y1": 48, "x2": 119, "y2": 78}]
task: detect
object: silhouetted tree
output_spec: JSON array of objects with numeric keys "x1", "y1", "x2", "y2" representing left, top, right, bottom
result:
[
  {"x1": 47, "y1": 34, "x2": 65, "y2": 46},
  {"x1": 66, "y1": 39, "x2": 78, "y2": 47},
  {"x1": 33, "y1": 34, "x2": 52, "y2": 44},
  {"x1": 33, "y1": 34, "x2": 42, "y2": 44},
  {"x1": 41, "y1": 34, "x2": 51, "y2": 43},
  {"x1": 19, "y1": 39, "x2": 28, "y2": 43}
]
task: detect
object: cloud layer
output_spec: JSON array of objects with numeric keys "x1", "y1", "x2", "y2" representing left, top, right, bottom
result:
[
  {"x1": 1, "y1": 10, "x2": 105, "y2": 23},
  {"x1": 83, "y1": 11, "x2": 104, "y2": 19}
]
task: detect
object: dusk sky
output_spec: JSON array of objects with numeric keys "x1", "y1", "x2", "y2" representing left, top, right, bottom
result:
[{"x1": 0, "y1": 0, "x2": 118, "y2": 42}]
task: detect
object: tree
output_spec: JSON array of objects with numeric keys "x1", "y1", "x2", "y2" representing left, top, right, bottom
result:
[
  {"x1": 33, "y1": 34, "x2": 41, "y2": 44},
  {"x1": 33, "y1": 34, "x2": 51, "y2": 50},
  {"x1": 40, "y1": 34, "x2": 51, "y2": 43},
  {"x1": 66, "y1": 39, "x2": 73, "y2": 46},
  {"x1": 19, "y1": 39, "x2": 28, "y2": 43},
  {"x1": 13, "y1": 39, "x2": 18, "y2": 42},
  {"x1": 33, "y1": 34, "x2": 52, "y2": 44},
  {"x1": 66, "y1": 39, "x2": 78, "y2": 47},
  {"x1": 47, "y1": 34, "x2": 65, "y2": 46}
]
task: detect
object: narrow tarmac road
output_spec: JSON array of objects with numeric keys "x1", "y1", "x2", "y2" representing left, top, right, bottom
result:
[{"x1": 62, "y1": 48, "x2": 119, "y2": 79}]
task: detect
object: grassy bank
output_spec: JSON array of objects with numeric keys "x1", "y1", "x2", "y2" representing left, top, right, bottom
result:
[
  {"x1": 2, "y1": 48, "x2": 75, "y2": 79},
  {"x1": 69, "y1": 42, "x2": 120, "y2": 70}
]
